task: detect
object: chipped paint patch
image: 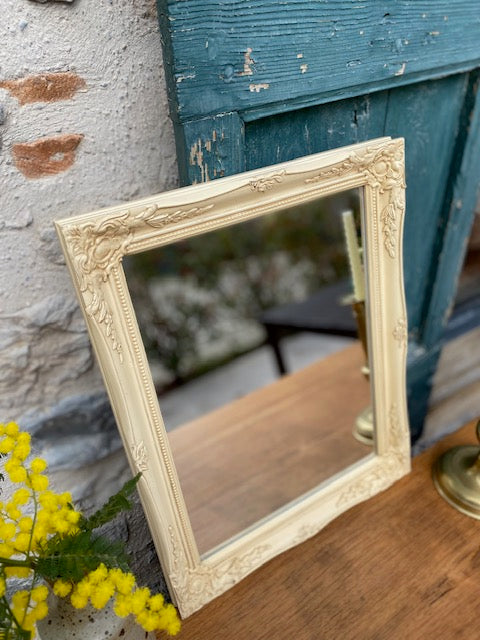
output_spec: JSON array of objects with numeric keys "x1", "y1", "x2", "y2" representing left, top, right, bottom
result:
[
  {"x1": 300, "y1": 64, "x2": 308, "y2": 74},
  {"x1": 395, "y1": 63, "x2": 406, "y2": 76},
  {"x1": 239, "y1": 48, "x2": 254, "y2": 76},
  {"x1": 0, "y1": 72, "x2": 86, "y2": 105},
  {"x1": 296, "y1": 53, "x2": 304, "y2": 59},
  {"x1": 13, "y1": 134, "x2": 83, "y2": 178},
  {"x1": 249, "y1": 83, "x2": 269, "y2": 92},
  {"x1": 176, "y1": 73, "x2": 196, "y2": 84},
  {"x1": 189, "y1": 138, "x2": 210, "y2": 183}
]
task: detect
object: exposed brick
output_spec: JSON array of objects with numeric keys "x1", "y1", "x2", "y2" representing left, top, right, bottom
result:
[
  {"x1": 13, "y1": 134, "x2": 84, "y2": 178},
  {"x1": 0, "y1": 72, "x2": 86, "y2": 105}
]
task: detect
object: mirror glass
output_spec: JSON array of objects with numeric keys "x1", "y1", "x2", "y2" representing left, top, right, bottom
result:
[{"x1": 124, "y1": 188, "x2": 374, "y2": 557}]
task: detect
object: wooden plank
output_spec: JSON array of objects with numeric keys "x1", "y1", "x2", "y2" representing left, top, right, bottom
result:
[
  {"x1": 245, "y1": 74, "x2": 468, "y2": 335},
  {"x1": 179, "y1": 113, "x2": 245, "y2": 184},
  {"x1": 168, "y1": 342, "x2": 371, "y2": 556},
  {"x1": 407, "y1": 343, "x2": 441, "y2": 441},
  {"x1": 245, "y1": 91, "x2": 389, "y2": 168},
  {"x1": 172, "y1": 420, "x2": 480, "y2": 638},
  {"x1": 158, "y1": 0, "x2": 480, "y2": 120},
  {"x1": 383, "y1": 74, "x2": 469, "y2": 333},
  {"x1": 421, "y1": 70, "x2": 480, "y2": 347}
]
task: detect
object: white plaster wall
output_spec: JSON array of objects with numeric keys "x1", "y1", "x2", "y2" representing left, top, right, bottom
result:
[{"x1": 0, "y1": 0, "x2": 178, "y2": 422}]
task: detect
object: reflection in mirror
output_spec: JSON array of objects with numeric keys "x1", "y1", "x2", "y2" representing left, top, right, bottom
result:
[{"x1": 125, "y1": 188, "x2": 373, "y2": 557}]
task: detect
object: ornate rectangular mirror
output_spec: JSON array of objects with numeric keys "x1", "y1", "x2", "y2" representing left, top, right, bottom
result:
[{"x1": 55, "y1": 137, "x2": 410, "y2": 617}]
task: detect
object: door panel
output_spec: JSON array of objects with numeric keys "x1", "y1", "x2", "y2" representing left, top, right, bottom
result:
[
  {"x1": 245, "y1": 73, "x2": 469, "y2": 340},
  {"x1": 157, "y1": 1, "x2": 480, "y2": 439}
]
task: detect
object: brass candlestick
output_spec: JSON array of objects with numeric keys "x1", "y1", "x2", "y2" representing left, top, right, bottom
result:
[
  {"x1": 351, "y1": 299, "x2": 374, "y2": 446},
  {"x1": 433, "y1": 420, "x2": 480, "y2": 519}
]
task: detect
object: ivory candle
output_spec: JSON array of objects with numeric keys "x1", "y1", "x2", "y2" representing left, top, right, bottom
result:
[{"x1": 342, "y1": 210, "x2": 365, "y2": 302}]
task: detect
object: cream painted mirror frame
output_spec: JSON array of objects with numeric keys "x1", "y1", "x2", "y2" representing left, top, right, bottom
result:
[{"x1": 55, "y1": 137, "x2": 410, "y2": 618}]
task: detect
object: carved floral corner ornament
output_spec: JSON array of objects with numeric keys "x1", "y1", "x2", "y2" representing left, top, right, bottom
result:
[
  {"x1": 63, "y1": 202, "x2": 216, "y2": 359},
  {"x1": 56, "y1": 137, "x2": 409, "y2": 618},
  {"x1": 306, "y1": 139, "x2": 406, "y2": 258},
  {"x1": 168, "y1": 525, "x2": 271, "y2": 617},
  {"x1": 64, "y1": 216, "x2": 133, "y2": 360}
]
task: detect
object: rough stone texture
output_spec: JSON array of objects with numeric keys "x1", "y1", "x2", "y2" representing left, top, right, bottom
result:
[
  {"x1": 1, "y1": 0, "x2": 178, "y2": 422},
  {"x1": 21, "y1": 390, "x2": 118, "y2": 460},
  {"x1": 0, "y1": 295, "x2": 94, "y2": 414},
  {"x1": 0, "y1": 104, "x2": 4, "y2": 152},
  {"x1": 39, "y1": 224, "x2": 66, "y2": 264},
  {"x1": 1, "y1": 1, "x2": 178, "y2": 605}
]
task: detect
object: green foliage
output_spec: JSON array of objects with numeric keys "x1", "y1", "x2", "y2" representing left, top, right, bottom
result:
[
  {"x1": 126, "y1": 195, "x2": 359, "y2": 386},
  {"x1": 78, "y1": 473, "x2": 141, "y2": 532},
  {"x1": 35, "y1": 473, "x2": 141, "y2": 582},
  {"x1": 36, "y1": 532, "x2": 129, "y2": 582},
  {"x1": 0, "y1": 622, "x2": 31, "y2": 640},
  {"x1": 0, "y1": 596, "x2": 31, "y2": 640},
  {"x1": 0, "y1": 424, "x2": 179, "y2": 638}
]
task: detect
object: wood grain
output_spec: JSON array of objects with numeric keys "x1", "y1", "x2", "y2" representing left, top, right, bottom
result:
[
  {"x1": 172, "y1": 420, "x2": 480, "y2": 639},
  {"x1": 168, "y1": 342, "x2": 371, "y2": 555},
  {"x1": 158, "y1": 0, "x2": 480, "y2": 120},
  {"x1": 180, "y1": 113, "x2": 245, "y2": 185}
]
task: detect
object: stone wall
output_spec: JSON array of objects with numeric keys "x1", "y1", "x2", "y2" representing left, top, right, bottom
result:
[
  {"x1": 1, "y1": 0, "x2": 178, "y2": 429},
  {"x1": 1, "y1": 0, "x2": 176, "y2": 602}
]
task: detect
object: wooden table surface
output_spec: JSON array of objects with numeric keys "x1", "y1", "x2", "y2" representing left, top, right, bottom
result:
[
  {"x1": 173, "y1": 420, "x2": 480, "y2": 640},
  {"x1": 168, "y1": 341, "x2": 370, "y2": 555}
]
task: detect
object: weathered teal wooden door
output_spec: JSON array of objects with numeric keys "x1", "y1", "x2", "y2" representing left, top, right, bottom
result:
[{"x1": 157, "y1": 1, "x2": 480, "y2": 440}]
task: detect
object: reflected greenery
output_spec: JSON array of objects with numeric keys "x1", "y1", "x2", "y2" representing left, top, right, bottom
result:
[{"x1": 125, "y1": 190, "x2": 360, "y2": 388}]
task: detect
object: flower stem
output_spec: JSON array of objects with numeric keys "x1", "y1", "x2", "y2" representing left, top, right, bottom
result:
[{"x1": 0, "y1": 557, "x2": 32, "y2": 568}]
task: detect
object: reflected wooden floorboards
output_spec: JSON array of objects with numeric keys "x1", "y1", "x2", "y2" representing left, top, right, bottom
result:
[{"x1": 167, "y1": 341, "x2": 371, "y2": 556}]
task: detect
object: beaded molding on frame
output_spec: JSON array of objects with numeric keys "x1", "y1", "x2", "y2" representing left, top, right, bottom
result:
[{"x1": 56, "y1": 137, "x2": 410, "y2": 618}]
